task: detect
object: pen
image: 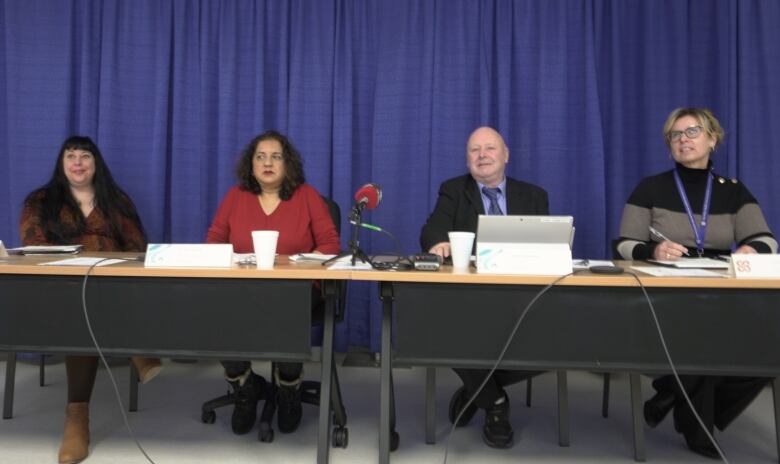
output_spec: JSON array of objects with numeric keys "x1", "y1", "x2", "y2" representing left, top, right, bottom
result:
[{"x1": 648, "y1": 226, "x2": 690, "y2": 256}]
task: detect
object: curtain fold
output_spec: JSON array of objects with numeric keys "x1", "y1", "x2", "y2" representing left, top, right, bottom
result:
[{"x1": 2, "y1": 0, "x2": 780, "y2": 350}]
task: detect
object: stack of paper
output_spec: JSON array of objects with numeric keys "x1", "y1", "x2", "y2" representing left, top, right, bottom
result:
[
  {"x1": 289, "y1": 253, "x2": 337, "y2": 262},
  {"x1": 647, "y1": 257, "x2": 729, "y2": 269},
  {"x1": 8, "y1": 245, "x2": 83, "y2": 255}
]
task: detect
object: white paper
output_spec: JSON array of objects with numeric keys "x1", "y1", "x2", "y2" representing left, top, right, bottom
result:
[
  {"x1": 647, "y1": 257, "x2": 729, "y2": 269},
  {"x1": 327, "y1": 256, "x2": 373, "y2": 270},
  {"x1": 289, "y1": 253, "x2": 337, "y2": 262},
  {"x1": 40, "y1": 257, "x2": 126, "y2": 267},
  {"x1": 630, "y1": 266, "x2": 725, "y2": 277}
]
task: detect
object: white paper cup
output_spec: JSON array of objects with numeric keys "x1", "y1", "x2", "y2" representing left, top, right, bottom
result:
[
  {"x1": 448, "y1": 231, "x2": 475, "y2": 271},
  {"x1": 251, "y1": 230, "x2": 279, "y2": 269}
]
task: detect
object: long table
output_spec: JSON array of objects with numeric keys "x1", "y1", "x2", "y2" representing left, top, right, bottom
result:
[
  {"x1": 350, "y1": 263, "x2": 780, "y2": 463},
  {"x1": 0, "y1": 253, "x2": 350, "y2": 464},
  {"x1": 5, "y1": 256, "x2": 780, "y2": 463}
]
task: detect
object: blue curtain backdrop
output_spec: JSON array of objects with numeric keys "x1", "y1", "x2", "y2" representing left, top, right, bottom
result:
[{"x1": 2, "y1": 0, "x2": 780, "y2": 351}]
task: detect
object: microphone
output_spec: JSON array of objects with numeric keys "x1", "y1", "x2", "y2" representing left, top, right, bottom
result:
[{"x1": 353, "y1": 183, "x2": 382, "y2": 210}]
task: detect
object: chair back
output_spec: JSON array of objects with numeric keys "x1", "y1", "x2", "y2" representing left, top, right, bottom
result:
[{"x1": 320, "y1": 195, "x2": 341, "y2": 235}]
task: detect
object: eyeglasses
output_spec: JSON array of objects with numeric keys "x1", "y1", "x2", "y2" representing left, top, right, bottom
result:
[
  {"x1": 668, "y1": 125, "x2": 703, "y2": 142},
  {"x1": 255, "y1": 153, "x2": 284, "y2": 162}
]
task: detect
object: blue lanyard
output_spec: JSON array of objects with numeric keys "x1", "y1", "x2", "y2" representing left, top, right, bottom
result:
[{"x1": 673, "y1": 167, "x2": 713, "y2": 257}]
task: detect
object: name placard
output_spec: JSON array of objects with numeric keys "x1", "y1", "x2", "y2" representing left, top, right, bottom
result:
[
  {"x1": 476, "y1": 243, "x2": 573, "y2": 276},
  {"x1": 731, "y1": 254, "x2": 780, "y2": 279},
  {"x1": 145, "y1": 244, "x2": 234, "y2": 268}
]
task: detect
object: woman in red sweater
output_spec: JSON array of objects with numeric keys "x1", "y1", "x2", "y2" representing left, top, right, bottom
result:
[{"x1": 207, "y1": 130, "x2": 339, "y2": 436}]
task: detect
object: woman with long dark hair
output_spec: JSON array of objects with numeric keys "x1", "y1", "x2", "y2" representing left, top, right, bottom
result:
[{"x1": 20, "y1": 135, "x2": 162, "y2": 464}]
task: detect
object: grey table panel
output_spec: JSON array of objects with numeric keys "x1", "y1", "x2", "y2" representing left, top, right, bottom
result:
[
  {"x1": 393, "y1": 283, "x2": 780, "y2": 375},
  {"x1": 0, "y1": 275, "x2": 312, "y2": 360}
]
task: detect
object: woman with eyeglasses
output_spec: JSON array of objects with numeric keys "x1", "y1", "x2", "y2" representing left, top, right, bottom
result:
[
  {"x1": 206, "y1": 130, "x2": 339, "y2": 438},
  {"x1": 614, "y1": 108, "x2": 776, "y2": 458}
]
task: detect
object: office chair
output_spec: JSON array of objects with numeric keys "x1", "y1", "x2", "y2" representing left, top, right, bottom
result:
[{"x1": 200, "y1": 196, "x2": 348, "y2": 448}]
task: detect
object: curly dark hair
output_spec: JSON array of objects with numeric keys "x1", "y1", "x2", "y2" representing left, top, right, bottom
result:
[
  {"x1": 236, "y1": 130, "x2": 305, "y2": 200},
  {"x1": 24, "y1": 135, "x2": 147, "y2": 247}
]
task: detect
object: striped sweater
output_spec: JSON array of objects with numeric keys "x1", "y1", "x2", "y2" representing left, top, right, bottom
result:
[{"x1": 616, "y1": 163, "x2": 777, "y2": 260}]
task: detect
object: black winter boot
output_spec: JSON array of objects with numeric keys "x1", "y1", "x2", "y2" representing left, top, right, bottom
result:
[
  {"x1": 482, "y1": 394, "x2": 514, "y2": 449},
  {"x1": 226, "y1": 369, "x2": 266, "y2": 435},
  {"x1": 275, "y1": 368, "x2": 303, "y2": 434}
]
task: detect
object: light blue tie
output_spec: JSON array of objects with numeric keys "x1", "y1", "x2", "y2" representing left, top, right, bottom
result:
[{"x1": 482, "y1": 187, "x2": 503, "y2": 215}]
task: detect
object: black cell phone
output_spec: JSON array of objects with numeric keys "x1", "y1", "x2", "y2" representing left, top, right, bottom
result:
[{"x1": 410, "y1": 253, "x2": 442, "y2": 271}]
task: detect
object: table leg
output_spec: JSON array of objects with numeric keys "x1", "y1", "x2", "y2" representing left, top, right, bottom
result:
[
  {"x1": 3, "y1": 351, "x2": 16, "y2": 419},
  {"x1": 557, "y1": 370, "x2": 570, "y2": 446},
  {"x1": 425, "y1": 367, "x2": 436, "y2": 444},
  {"x1": 129, "y1": 365, "x2": 139, "y2": 412},
  {"x1": 630, "y1": 373, "x2": 646, "y2": 462},
  {"x1": 773, "y1": 378, "x2": 780, "y2": 464},
  {"x1": 379, "y1": 282, "x2": 394, "y2": 464},
  {"x1": 316, "y1": 280, "x2": 337, "y2": 464}
]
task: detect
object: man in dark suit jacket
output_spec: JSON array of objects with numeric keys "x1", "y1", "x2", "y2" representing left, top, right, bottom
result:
[{"x1": 420, "y1": 126, "x2": 549, "y2": 449}]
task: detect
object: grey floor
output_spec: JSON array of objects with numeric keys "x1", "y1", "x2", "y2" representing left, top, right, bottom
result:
[{"x1": 0, "y1": 355, "x2": 776, "y2": 464}]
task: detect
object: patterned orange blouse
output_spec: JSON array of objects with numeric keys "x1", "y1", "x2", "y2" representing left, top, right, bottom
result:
[{"x1": 20, "y1": 191, "x2": 146, "y2": 252}]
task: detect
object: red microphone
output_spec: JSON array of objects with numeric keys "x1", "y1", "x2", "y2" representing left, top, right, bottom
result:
[{"x1": 353, "y1": 183, "x2": 382, "y2": 210}]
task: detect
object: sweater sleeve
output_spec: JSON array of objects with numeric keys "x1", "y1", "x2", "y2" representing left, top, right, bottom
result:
[
  {"x1": 206, "y1": 187, "x2": 236, "y2": 244},
  {"x1": 19, "y1": 202, "x2": 50, "y2": 246},
  {"x1": 116, "y1": 195, "x2": 147, "y2": 252},
  {"x1": 615, "y1": 179, "x2": 657, "y2": 260},
  {"x1": 734, "y1": 184, "x2": 777, "y2": 254},
  {"x1": 117, "y1": 215, "x2": 147, "y2": 252}
]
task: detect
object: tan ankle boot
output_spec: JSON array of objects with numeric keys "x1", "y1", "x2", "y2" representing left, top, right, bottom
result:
[
  {"x1": 58, "y1": 402, "x2": 89, "y2": 464},
  {"x1": 130, "y1": 357, "x2": 162, "y2": 384}
]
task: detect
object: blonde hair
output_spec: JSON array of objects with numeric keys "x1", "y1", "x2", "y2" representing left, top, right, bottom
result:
[{"x1": 662, "y1": 107, "x2": 725, "y2": 150}]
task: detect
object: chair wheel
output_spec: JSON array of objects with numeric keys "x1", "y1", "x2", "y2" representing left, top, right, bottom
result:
[
  {"x1": 332, "y1": 426, "x2": 348, "y2": 448},
  {"x1": 258, "y1": 423, "x2": 275, "y2": 443},
  {"x1": 201, "y1": 410, "x2": 216, "y2": 424},
  {"x1": 390, "y1": 430, "x2": 400, "y2": 452}
]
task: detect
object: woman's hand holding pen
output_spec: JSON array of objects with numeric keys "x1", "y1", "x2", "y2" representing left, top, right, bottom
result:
[
  {"x1": 653, "y1": 240, "x2": 689, "y2": 261},
  {"x1": 649, "y1": 226, "x2": 689, "y2": 260}
]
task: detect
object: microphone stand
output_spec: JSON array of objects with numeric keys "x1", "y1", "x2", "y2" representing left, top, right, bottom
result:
[{"x1": 322, "y1": 203, "x2": 372, "y2": 266}]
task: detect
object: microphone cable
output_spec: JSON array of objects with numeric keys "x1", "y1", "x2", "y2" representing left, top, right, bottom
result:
[
  {"x1": 358, "y1": 222, "x2": 412, "y2": 270},
  {"x1": 81, "y1": 257, "x2": 158, "y2": 464},
  {"x1": 623, "y1": 269, "x2": 728, "y2": 462},
  {"x1": 442, "y1": 269, "x2": 728, "y2": 464},
  {"x1": 443, "y1": 272, "x2": 573, "y2": 463}
]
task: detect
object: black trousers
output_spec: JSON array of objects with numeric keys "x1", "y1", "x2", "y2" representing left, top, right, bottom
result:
[
  {"x1": 653, "y1": 374, "x2": 769, "y2": 446},
  {"x1": 222, "y1": 359, "x2": 302, "y2": 382},
  {"x1": 453, "y1": 368, "x2": 542, "y2": 409}
]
